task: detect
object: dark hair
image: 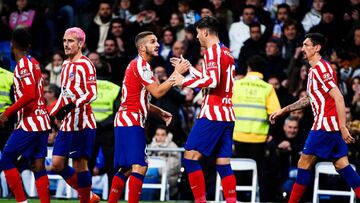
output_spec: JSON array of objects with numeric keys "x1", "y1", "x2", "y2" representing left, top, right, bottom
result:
[
  {"x1": 242, "y1": 5, "x2": 256, "y2": 15},
  {"x1": 304, "y1": 32, "x2": 327, "y2": 55},
  {"x1": 48, "y1": 84, "x2": 61, "y2": 99},
  {"x1": 156, "y1": 125, "x2": 169, "y2": 134},
  {"x1": 283, "y1": 18, "x2": 297, "y2": 30},
  {"x1": 201, "y1": 2, "x2": 215, "y2": 14},
  {"x1": 110, "y1": 18, "x2": 125, "y2": 29},
  {"x1": 12, "y1": 27, "x2": 31, "y2": 51},
  {"x1": 194, "y1": 16, "x2": 219, "y2": 35},
  {"x1": 135, "y1": 31, "x2": 154, "y2": 48},
  {"x1": 277, "y1": 3, "x2": 290, "y2": 13},
  {"x1": 249, "y1": 21, "x2": 261, "y2": 29},
  {"x1": 246, "y1": 55, "x2": 266, "y2": 73}
]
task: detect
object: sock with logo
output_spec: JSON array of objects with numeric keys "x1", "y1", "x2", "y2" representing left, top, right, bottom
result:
[
  {"x1": 128, "y1": 172, "x2": 144, "y2": 203},
  {"x1": 183, "y1": 158, "x2": 206, "y2": 203},
  {"x1": 4, "y1": 168, "x2": 27, "y2": 202},
  {"x1": 108, "y1": 172, "x2": 128, "y2": 203},
  {"x1": 216, "y1": 164, "x2": 236, "y2": 203},
  {"x1": 289, "y1": 168, "x2": 312, "y2": 203},
  {"x1": 34, "y1": 170, "x2": 50, "y2": 203}
]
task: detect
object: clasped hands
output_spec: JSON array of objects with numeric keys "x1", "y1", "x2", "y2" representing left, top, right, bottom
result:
[{"x1": 169, "y1": 55, "x2": 190, "y2": 87}]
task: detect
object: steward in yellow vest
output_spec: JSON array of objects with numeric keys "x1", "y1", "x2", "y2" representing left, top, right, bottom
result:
[
  {"x1": 0, "y1": 67, "x2": 13, "y2": 113},
  {"x1": 231, "y1": 55, "x2": 281, "y2": 201}
]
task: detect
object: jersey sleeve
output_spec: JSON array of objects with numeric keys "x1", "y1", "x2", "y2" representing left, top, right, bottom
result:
[
  {"x1": 3, "y1": 61, "x2": 36, "y2": 117},
  {"x1": 74, "y1": 62, "x2": 97, "y2": 107},
  {"x1": 182, "y1": 46, "x2": 220, "y2": 88},
  {"x1": 314, "y1": 64, "x2": 337, "y2": 92}
]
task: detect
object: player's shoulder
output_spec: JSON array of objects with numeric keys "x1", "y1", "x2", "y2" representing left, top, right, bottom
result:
[
  {"x1": 314, "y1": 59, "x2": 332, "y2": 73},
  {"x1": 74, "y1": 55, "x2": 95, "y2": 69}
]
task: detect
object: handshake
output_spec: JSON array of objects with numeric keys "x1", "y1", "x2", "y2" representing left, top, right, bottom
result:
[{"x1": 169, "y1": 55, "x2": 191, "y2": 87}]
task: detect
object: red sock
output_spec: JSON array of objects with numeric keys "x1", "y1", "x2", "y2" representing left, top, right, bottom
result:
[
  {"x1": 188, "y1": 170, "x2": 206, "y2": 203},
  {"x1": 354, "y1": 187, "x2": 360, "y2": 198},
  {"x1": 288, "y1": 183, "x2": 307, "y2": 203},
  {"x1": 35, "y1": 175, "x2": 50, "y2": 203},
  {"x1": 128, "y1": 174, "x2": 144, "y2": 203},
  {"x1": 78, "y1": 187, "x2": 91, "y2": 203},
  {"x1": 4, "y1": 168, "x2": 27, "y2": 202},
  {"x1": 108, "y1": 175, "x2": 126, "y2": 203},
  {"x1": 65, "y1": 173, "x2": 78, "y2": 190},
  {"x1": 221, "y1": 175, "x2": 237, "y2": 203}
]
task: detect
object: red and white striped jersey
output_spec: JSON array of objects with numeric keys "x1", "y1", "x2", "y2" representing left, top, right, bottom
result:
[
  {"x1": 50, "y1": 55, "x2": 97, "y2": 131},
  {"x1": 182, "y1": 43, "x2": 235, "y2": 122},
  {"x1": 4, "y1": 55, "x2": 51, "y2": 131},
  {"x1": 114, "y1": 56, "x2": 156, "y2": 128},
  {"x1": 307, "y1": 58, "x2": 339, "y2": 131}
]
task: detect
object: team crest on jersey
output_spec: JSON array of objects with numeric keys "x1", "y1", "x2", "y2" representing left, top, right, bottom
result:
[
  {"x1": 142, "y1": 69, "x2": 153, "y2": 80},
  {"x1": 69, "y1": 72, "x2": 75, "y2": 81},
  {"x1": 322, "y1": 72, "x2": 332, "y2": 81}
]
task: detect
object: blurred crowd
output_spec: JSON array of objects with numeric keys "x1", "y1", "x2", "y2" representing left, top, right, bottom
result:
[{"x1": 1, "y1": 0, "x2": 360, "y2": 201}]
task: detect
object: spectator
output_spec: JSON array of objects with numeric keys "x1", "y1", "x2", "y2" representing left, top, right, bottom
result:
[
  {"x1": 148, "y1": 125, "x2": 181, "y2": 198},
  {"x1": 349, "y1": 76, "x2": 360, "y2": 119},
  {"x1": 281, "y1": 19, "x2": 302, "y2": 63},
  {"x1": 245, "y1": 0, "x2": 272, "y2": 34},
  {"x1": 229, "y1": 5, "x2": 266, "y2": 60},
  {"x1": 44, "y1": 84, "x2": 60, "y2": 113},
  {"x1": 143, "y1": 0, "x2": 176, "y2": 27},
  {"x1": 268, "y1": 75, "x2": 295, "y2": 108},
  {"x1": 112, "y1": 0, "x2": 137, "y2": 24},
  {"x1": 158, "y1": 28, "x2": 175, "y2": 61},
  {"x1": 88, "y1": 52, "x2": 112, "y2": 81},
  {"x1": 101, "y1": 37, "x2": 127, "y2": 85},
  {"x1": 87, "y1": 1, "x2": 112, "y2": 54},
  {"x1": 177, "y1": 0, "x2": 200, "y2": 27},
  {"x1": 165, "y1": 41, "x2": 186, "y2": 76},
  {"x1": 272, "y1": 3, "x2": 291, "y2": 38},
  {"x1": 45, "y1": 51, "x2": 64, "y2": 87},
  {"x1": 237, "y1": 22, "x2": 266, "y2": 75},
  {"x1": 168, "y1": 12, "x2": 186, "y2": 41},
  {"x1": 41, "y1": 69, "x2": 50, "y2": 87},
  {"x1": 264, "y1": 38, "x2": 287, "y2": 80},
  {"x1": 301, "y1": 0, "x2": 325, "y2": 33},
  {"x1": 107, "y1": 18, "x2": 134, "y2": 60},
  {"x1": 211, "y1": 0, "x2": 233, "y2": 30}
]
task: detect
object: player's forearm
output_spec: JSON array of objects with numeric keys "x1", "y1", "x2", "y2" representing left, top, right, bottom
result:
[
  {"x1": 334, "y1": 93, "x2": 347, "y2": 129},
  {"x1": 75, "y1": 85, "x2": 97, "y2": 107},
  {"x1": 152, "y1": 78, "x2": 174, "y2": 99},
  {"x1": 183, "y1": 76, "x2": 215, "y2": 88},
  {"x1": 3, "y1": 86, "x2": 35, "y2": 117},
  {"x1": 149, "y1": 104, "x2": 164, "y2": 116},
  {"x1": 283, "y1": 96, "x2": 310, "y2": 113}
]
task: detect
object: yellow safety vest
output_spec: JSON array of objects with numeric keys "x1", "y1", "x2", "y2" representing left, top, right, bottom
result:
[
  {"x1": 232, "y1": 73, "x2": 273, "y2": 143},
  {"x1": 0, "y1": 67, "x2": 13, "y2": 113},
  {"x1": 92, "y1": 80, "x2": 120, "y2": 122}
]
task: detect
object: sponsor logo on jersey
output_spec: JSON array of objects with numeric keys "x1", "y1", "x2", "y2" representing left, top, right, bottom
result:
[{"x1": 207, "y1": 61, "x2": 217, "y2": 70}]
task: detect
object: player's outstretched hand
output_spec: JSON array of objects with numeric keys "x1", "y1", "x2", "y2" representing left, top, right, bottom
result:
[
  {"x1": 269, "y1": 108, "x2": 286, "y2": 124},
  {"x1": 56, "y1": 103, "x2": 76, "y2": 120},
  {"x1": 173, "y1": 55, "x2": 190, "y2": 74},
  {"x1": 160, "y1": 110, "x2": 172, "y2": 126},
  {"x1": 0, "y1": 113, "x2": 8, "y2": 127},
  {"x1": 340, "y1": 127, "x2": 355, "y2": 144}
]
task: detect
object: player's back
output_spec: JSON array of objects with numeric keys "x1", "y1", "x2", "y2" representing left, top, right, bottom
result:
[
  {"x1": 115, "y1": 56, "x2": 155, "y2": 127},
  {"x1": 13, "y1": 55, "x2": 50, "y2": 131},
  {"x1": 199, "y1": 43, "x2": 235, "y2": 121}
]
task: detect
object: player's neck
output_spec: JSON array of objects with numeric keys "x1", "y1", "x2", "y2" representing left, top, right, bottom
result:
[
  {"x1": 68, "y1": 51, "x2": 82, "y2": 62},
  {"x1": 308, "y1": 54, "x2": 321, "y2": 67},
  {"x1": 139, "y1": 53, "x2": 152, "y2": 63},
  {"x1": 14, "y1": 50, "x2": 27, "y2": 62},
  {"x1": 205, "y1": 37, "x2": 220, "y2": 49}
]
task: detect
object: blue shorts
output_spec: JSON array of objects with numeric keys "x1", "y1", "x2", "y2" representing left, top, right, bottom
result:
[
  {"x1": 303, "y1": 130, "x2": 348, "y2": 160},
  {"x1": 52, "y1": 128, "x2": 96, "y2": 159},
  {"x1": 114, "y1": 126, "x2": 147, "y2": 168},
  {"x1": 185, "y1": 118, "x2": 235, "y2": 157},
  {"x1": 1, "y1": 129, "x2": 48, "y2": 165}
]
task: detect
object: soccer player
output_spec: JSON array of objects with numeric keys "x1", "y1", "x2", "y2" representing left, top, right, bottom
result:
[
  {"x1": 270, "y1": 33, "x2": 360, "y2": 203},
  {"x1": 173, "y1": 16, "x2": 237, "y2": 203},
  {"x1": 107, "y1": 31, "x2": 190, "y2": 203},
  {"x1": 0, "y1": 27, "x2": 51, "y2": 203},
  {"x1": 49, "y1": 27, "x2": 98, "y2": 203}
]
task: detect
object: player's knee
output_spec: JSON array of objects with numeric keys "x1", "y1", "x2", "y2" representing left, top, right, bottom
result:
[
  {"x1": 132, "y1": 164, "x2": 147, "y2": 175},
  {"x1": 184, "y1": 150, "x2": 202, "y2": 160},
  {"x1": 51, "y1": 160, "x2": 65, "y2": 172}
]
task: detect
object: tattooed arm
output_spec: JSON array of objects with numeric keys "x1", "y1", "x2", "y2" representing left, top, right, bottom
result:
[{"x1": 269, "y1": 96, "x2": 310, "y2": 124}]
